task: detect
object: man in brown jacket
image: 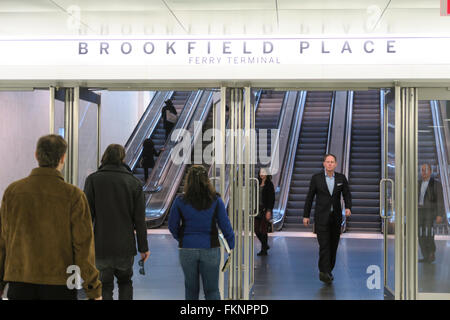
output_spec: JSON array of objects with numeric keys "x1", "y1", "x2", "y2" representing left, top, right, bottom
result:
[{"x1": 0, "y1": 134, "x2": 102, "y2": 300}]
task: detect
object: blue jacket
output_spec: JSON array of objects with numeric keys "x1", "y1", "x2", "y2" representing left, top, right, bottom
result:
[{"x1": 168, "y1": 196, "x2": 235, "y2": 249}]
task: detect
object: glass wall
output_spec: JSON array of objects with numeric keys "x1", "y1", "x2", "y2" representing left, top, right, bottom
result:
[{"x1": 417, "y1": 99, "x2": 450, "y2": 295}]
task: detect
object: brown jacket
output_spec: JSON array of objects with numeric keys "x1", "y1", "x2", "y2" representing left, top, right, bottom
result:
[{"x1": 0, "y1": 167, "x2": 101, "y2": 299}]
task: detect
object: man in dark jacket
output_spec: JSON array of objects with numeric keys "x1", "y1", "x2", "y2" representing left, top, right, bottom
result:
[
  {"x1": 0, "y1": 134, "x2": 101, "y2": 300},
  {"x1": 303, "y1": 154, "x2": 352, "y2": 284},
  {"x1": 418, "y1": 163, "x2": 445, "y2": 263},
  {"x1": 162, "y1": 99, "x2": 178, "y2": 140},
  {"x1": 141, "y1": 138, "x2": 163, "y2": 183},
  {"x1": 84, "y1": 144, "x2": 150, "y2": 300}
]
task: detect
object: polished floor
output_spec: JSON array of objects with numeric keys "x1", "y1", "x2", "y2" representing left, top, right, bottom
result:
[{"x1": 115, "y1": 230, "x2": 389, "y2": 300}]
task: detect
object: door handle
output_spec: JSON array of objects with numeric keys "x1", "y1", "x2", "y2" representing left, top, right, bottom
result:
[
  {"x1": 249, "y1": 177, "x2": 259, "y2": 218},
  {"x1": 379, "y1": 178, "x2": 394, "y2": 219}
]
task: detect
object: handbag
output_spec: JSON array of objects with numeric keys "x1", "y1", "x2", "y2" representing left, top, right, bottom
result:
[{"x1": 166, "y1": 111, "x2": 178, "y2": 124}]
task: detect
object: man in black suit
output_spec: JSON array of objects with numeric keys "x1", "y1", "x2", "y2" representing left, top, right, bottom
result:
[
  {"x1": 418, "y1": 163, "x2": 445, "y2": 263},
  {"x1": 303, "y1": 154, "x2": 352, "y2": 284}
]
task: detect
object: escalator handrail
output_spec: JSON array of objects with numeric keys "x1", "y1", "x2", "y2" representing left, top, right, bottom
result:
[
  {"x1": 145, "y1": 91, "x2": 215, "y2": 226},
  {"x1": 269, "y1": 91, "x2": 293, "y2": 190},
  {"x1": 340, "y1": 91, "x2": 354, "y2": 231},
  {"x1": 272, "y1": 91, "x2": 307, "y2": 229},
  {"x1": 430, "y1": 100, "x2": 450, "y2": 225},
  {"x1": 124, "y1": 91, "x2": 174, "y2": 170},
  {"x1": 325, "y1": 91, "x2": 337, "y2": 155},
  {"x1": 145, "y1": 90, "x2": 203, "y2": 190},
  {"x1": 342, "y1": 91, "x2": 354, "y2": 183}
]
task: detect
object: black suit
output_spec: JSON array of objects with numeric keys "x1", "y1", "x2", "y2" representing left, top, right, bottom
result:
[
  {"x1": 418, "y1": 177, "x2": 445, "y2": 260},
  {"x1": 304, "y1": 171, "x2": 352, "y2": 274}
]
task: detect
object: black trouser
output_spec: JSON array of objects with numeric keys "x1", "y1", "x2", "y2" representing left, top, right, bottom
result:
[
  {"x1": 144, "y1": 166, "x2": 149, "y2": 181},
  {"x1": 255, "y1": 217, "x2": 269, "y2": 252},
  {"x1": 96, "y1": 256, "x2": 134, "y2": 300},
  {"x1": 418, "y1": 209, "x2": 436, "y2": 260},
  {"x1": 7, "y1": 282, "x2": 77, "y2": 300},
  {"x1": 164, "y1": 123, "x2": 175, "y2": 140},
  {"x1": 316, "y1": 218, "x2": 341, "y2": 274}
]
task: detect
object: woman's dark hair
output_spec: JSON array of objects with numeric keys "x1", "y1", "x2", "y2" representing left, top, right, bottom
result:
[
  {"x1": 36, "y1": 134, "x2": 67, "y2": 168},
  {"x1": 183, "y1": 165, "x2": 218, "y2": 210},
  {"x1": 101, "y1": 144, "x2": 125, "y2": 166},
  {"x1": 257, "y1": 168, "x2": 272, "y2": 184}
]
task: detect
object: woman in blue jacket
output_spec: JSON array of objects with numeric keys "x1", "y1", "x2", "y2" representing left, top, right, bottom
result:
[{"x1": 168, "y1": 165, "x2": 235, "y2": 300}]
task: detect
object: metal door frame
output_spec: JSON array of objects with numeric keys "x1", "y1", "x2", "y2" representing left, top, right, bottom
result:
[{"x1": 414, "y1": 87, "x2": 450, "y2": 300}]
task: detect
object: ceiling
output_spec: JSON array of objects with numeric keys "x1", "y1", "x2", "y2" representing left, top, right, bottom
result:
[{"x1": 0, "y1": 0, "x2": 449, "y2": 36}]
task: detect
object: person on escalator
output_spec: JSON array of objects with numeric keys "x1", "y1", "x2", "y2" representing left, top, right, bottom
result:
[
  {"x1": 255, "y1": 168, "x2": 275, "y2": 256},
  {"x1": 162, "y1": 99, "x2": 178, "y2": 140},
  {"x1": 168, "y1": 165, "x2": 235, "y2": 300},
  {"x1": 141, "y1": 138, "x2": 164, "y2": 183},
  {"x1": 84, "y1": 144, "x2": 150, "y2": 300}
]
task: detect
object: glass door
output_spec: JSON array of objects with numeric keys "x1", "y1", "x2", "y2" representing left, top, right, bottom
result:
[
  {"x1": 415, "y1": 88, "x2": 450, "y2": 299},
  {"x1": 381, "y1": 88, "x2": 397, "y2": 298}
]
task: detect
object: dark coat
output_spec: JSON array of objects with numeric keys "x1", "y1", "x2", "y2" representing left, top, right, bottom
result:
[
  {"x1": 142, "y1": 138, "x2": 160, "y2": 168},
  {"x1": 258, "y1": 179, "x2": 275, "y2": 216},
  {"x1": 162, "y1": 103, "x2": 177, "y2": 128},
  {"x1": 84, "y1": 164, "x2": 149, "y2": 259},
  {"x1": 418, "y1": 177, "x2": 445, "y2": 226},
  {"x1": 303, "y1": 171, "x2": 352, "y2": 228}
]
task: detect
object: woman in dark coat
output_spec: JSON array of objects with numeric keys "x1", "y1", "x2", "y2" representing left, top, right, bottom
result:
[
  {"x1": 141, "y1": 138, "x2": 162, "y2": 182},
  {"x1": 162, "y1": 99, "x2": 178, "y2": 140},
  {"x1": 255, "y1": 168, "x2": 275, "y2": 256}
]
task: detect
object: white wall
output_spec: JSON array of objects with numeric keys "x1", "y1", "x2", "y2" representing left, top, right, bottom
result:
[
  {"x1": 0, "y1": 90, "x2": 151, "y2": 197},
  {"x1": 0, "y1": 90, "x2": 50, "y2": 198}
]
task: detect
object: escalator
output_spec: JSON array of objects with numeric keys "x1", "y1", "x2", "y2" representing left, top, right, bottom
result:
[
  {"x1": 346, "y1": 90, "x2": 382, "y2": 232},
  {"x1": 418, "y1": 101, "x2": 438, "y2": 168},
  {"x1": 283, "y1": 91, "x2": 333, "y2": 230},
  {"x1": 255, "y1": 91, "x2": 286, "y2": 174},
  {"x1": 175, "y1": 101, "x2": 216, "y2": 199},
  {"x1": 133, "y1": 91, "x2": 190, "y2": 182},
  {"x1": 144, "y1": 91, "x2": 216, "y2": 227}
]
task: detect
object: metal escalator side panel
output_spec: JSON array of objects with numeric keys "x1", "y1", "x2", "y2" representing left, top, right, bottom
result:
[
  {"x1": 124, "y1": 91, "x2": 173, "y2": 171},
  {"x1": 280, "y1": 91, "x2": 333, "y2": 231},
  {"x1": 272, "y1": 91, "x2": 307, "y2": 230},
  {"x1": 144, "y1": 90, "x2": 201, "y2": 190},
  {"x1": 145, "y1": 91, "x2": 215, "y2": 227}
]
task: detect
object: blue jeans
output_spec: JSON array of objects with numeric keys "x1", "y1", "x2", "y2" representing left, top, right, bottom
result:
[{"x1": 179, "y1": 247, "x2": 221, "y2": 300}]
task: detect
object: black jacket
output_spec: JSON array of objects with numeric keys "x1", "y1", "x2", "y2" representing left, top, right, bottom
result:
[
  {"x1": 162, "y1": 104, "x2": 177, "y2": 128},
  {"x1": 142, "y1": 138, "x2": 160, "y2": 168},
  {"x1": 84, "y1": 164, "x2": 149, "y2": 259},
  {"x1": 303, "y1": 171, "x2": 352, "y2": 227},
  {"x1": 418, "y1": 177, "x2": 445, "y2": 226},
  {"x1": 258, "y1": 179, "x2": 275, "y2": 216}
]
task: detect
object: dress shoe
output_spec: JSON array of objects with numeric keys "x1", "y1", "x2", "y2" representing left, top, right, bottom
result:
[
  {"x1": 257, "y1": 250, "x2": 267, "y2": 256},
  {"x1": 319, "y1": 272, "x2": 332, "y2": 284}
]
